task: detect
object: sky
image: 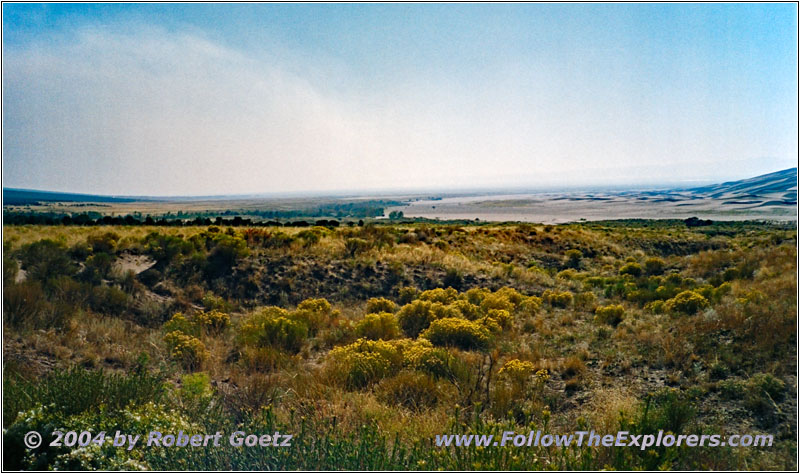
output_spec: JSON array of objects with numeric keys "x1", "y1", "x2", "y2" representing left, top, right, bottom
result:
[{"x1": 2, "y1": 3, "x2": 797, "y2": 196}]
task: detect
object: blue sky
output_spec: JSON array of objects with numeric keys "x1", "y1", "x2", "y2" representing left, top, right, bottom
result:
[{"x1": 3, "y1": 3, "x2": 797, "y2": 195}]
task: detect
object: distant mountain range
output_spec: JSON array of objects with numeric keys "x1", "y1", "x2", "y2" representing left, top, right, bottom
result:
[{"x1": 2, "y1": 188, "x2": 142, "y2": 206}]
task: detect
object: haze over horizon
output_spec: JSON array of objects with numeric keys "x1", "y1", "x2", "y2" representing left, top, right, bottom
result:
[{"x1": 3, "y1": 3, "x2": 797, "y2": 196}]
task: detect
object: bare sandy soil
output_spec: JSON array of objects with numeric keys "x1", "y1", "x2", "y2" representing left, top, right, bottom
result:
[{"x1": 389, "y1": 190, "x2": 797, "y2": 224}]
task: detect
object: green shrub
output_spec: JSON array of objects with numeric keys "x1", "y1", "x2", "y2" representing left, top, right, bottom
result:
[
  {"x1": 516, "y1": 296, "x2": 542, "y2": 317},
  {"x1": 397, "y1": 286, "x2": 419, "y2": 304},
  {"x1": 366, "y1": 297, "x2": 397, "y2": 314},
  {"x1": 644, "y1": 257, "x2": 666, "y2": 275},
  {"x1": 620, "y1": 262, "x2": 643, "y2": 277},
  {"x1": 3, "y1": 281, "x2": 48, "y2": 327},
  {"x1": 594, "y1": 304, "x2": 625, "y2": 326},
  {"x1": 239, "y1": 308, "x2": 308, "y2": 353},
  {"x1": 18, "y1": 239, "x2": 77, "y2": 283},
  {"x1": 397, "y1": 300, "x2": 437, "y2": 338},
  {"x1": 664, "y1": 290, "x2": 710, "y2": 315},
  {"x1": 644, "y1": 300, "x2": 665, "y2": 314},
  {"x1": 464, "y1": 287, "x2": 490, "y2": 305},
  {"x1": 355, "y1": 312, "x2": 401, "y2": 340},
  {"x1": 541, "y1": 290, "x2": 573, "y2": 308},
  {"x1": 421, "y1": 317, "x2": 491, "y2": 351},
  {"x1": 565, "y1": 249, "x2": 583, "y2": 268},
  {"x1": 747, "y1": 373, "x2": 785, "y2": 403}
]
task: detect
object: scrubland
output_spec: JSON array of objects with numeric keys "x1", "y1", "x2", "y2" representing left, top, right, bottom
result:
[{"x1": 2, "y1": 220, "x2": 796, "y2": 470}]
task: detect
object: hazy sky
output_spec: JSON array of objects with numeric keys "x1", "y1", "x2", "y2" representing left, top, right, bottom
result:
[{"x1": 3, "y1": 3, "x2": 797, "y2": 196}]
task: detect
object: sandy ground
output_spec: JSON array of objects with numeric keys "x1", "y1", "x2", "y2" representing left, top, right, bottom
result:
[{"x1": 389, "y1": 190, "x2": 797, "y2": 224}]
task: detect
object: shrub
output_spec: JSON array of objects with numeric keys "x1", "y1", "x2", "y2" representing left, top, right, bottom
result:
[
  {"x1": 344, "y1": 238, "x2": 370, "y2": 257},
  {"x1": 480, "y1": 292, "x2": 514, "y2": 312},
  {"x1": 163, "y1": 312, "x2": 198, "y2": 336},
  {"x1": 355, "y1": 312, "x2": 401, "y2": 340},
  {"x1": 620, "y1": 262, "x2": 643, "y2": 277},
  {"x1": 402, "y1": 340, "x2": 463, "y2": 380},
  {"x1": 397, "y1": 286, "x2": 419, "y2": 304},
  {"x1": 574, "y1": 291, "x2": 597, "y2": 309},
  {"x1": 3, "y1": 281, "x2": 48, "y2": 327},
  {"x1": 664, "y1": 290, "x2": 710, "y2": 315},
  {"x1": 447, "y1": 299, "x2": 482, "y2": 320},
  {"x1": 494, "y1": 287, "x2": 526, "y2": 306},
  {"x1": 239, "y1": 308, "x2": 308, "y2": 353},
  {"x1": 164, "y1": 331, "x2": 209, "y2": 370},
  {"x1": 18, "y1": 239, "x2": 77, "y2": 283},
  {"x1": 486, "y1": 309, "x2": 513, "y2": 330},
  {"x1": 366, "y1": 297, "x2": 397, "y2": 314},
  {"x1": 594, "y1": 304, "x2": 625, "y2": 326},
  {"x1": 326, "y1": 338, "x2": 403, "y2": 389},
  {"x1": 464, "y1": 287, "x2": 490, "y2": 305},
  {"x1": 204, "y1": 233, "x2": 249, "y2": 280},
  {"x1": 397, "y1": 300, "x2": 437, "y2": 338},
  {"x1": 644, "y1": 299, "x2": 665, "y2": 314},
  {"x1": 516, "y1": 296, "x2": 542, "y2": 317},
  {"x1": 565, "y1": 249, "x2": 583, "y2": 269},
  {"x1": 421, "y1": 317, "x2": 491, "y2": 351},
  {"x1": 418, "y1": 287, "x2": 458, "y2": 305},
  {"x1": 193, "y1": 310, "x2": 231, "y2": 335},
  {"x1": 87, "y1": 232, "x2": 121, "y2": 254},
  {"x1": 644, "y1": 257, "x2": 666, "y2": 275},
  {"x1": 542, "y1": 290, "x2": 573, "y2": 308},
  {"x1": 293, "y1": 298, "x2": 335, "y2": 336},
  {"x1": 498, "y1": 359, "x2": 535, "y2": 384}
]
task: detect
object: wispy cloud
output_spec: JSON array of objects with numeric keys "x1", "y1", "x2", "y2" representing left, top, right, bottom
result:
[{"x1": 2, "y1": 11, "x2": 796, "y2": 195}]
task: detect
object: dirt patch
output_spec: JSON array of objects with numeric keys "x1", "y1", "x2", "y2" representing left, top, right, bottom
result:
[{"x1": 115, "y1": 252, "x2": 156, "y2": 274}]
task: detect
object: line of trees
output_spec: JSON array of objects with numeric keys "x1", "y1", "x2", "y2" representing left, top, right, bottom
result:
[{"x1": 2, "y1": 211, "x2": 343, "y2": 228}]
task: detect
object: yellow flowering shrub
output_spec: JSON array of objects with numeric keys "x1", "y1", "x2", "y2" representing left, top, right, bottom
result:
[
  {"x1": 486, "y1": 309, "x2": 513, "y2": 330},
  {"x1": 594, "y1": 304, "x2": 625, "y2": 326},
  {"x1": 418, "y1": 287, "x2": 459, "y2": 304},
  {"x1": 499, "y1": 359, "x2": 536, "y2": 384},
  {"x1": 163, "y1": 331, "x2": 209, "y2": 371},
  {"x1": 163, "y1": 310, "x2": 230, "y2": 336},
  {"x1": 193, "y1": 310, "x2": 230, "y2": 335},
  {"x1": 664, "y1": 290, "x2": 710, "y2": 315},
  {"x1": 447, "y1": 299, "x2": 482, "y2": 320},
  {"x1": 421, "y1": 317, "x2": 491, "y2": 351},
  {"x1": 355, "y1": 312, "x2": 401, "y2": 340},
  {"x1": 293, "y1": 298, "x2": 335, "y2": 336},
  {"x1": 366, "y1": 297, "x2": 397, "y2": 314},
  {"x1": 326, "y1": 338, "x2": 404, "y2": 389}
]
